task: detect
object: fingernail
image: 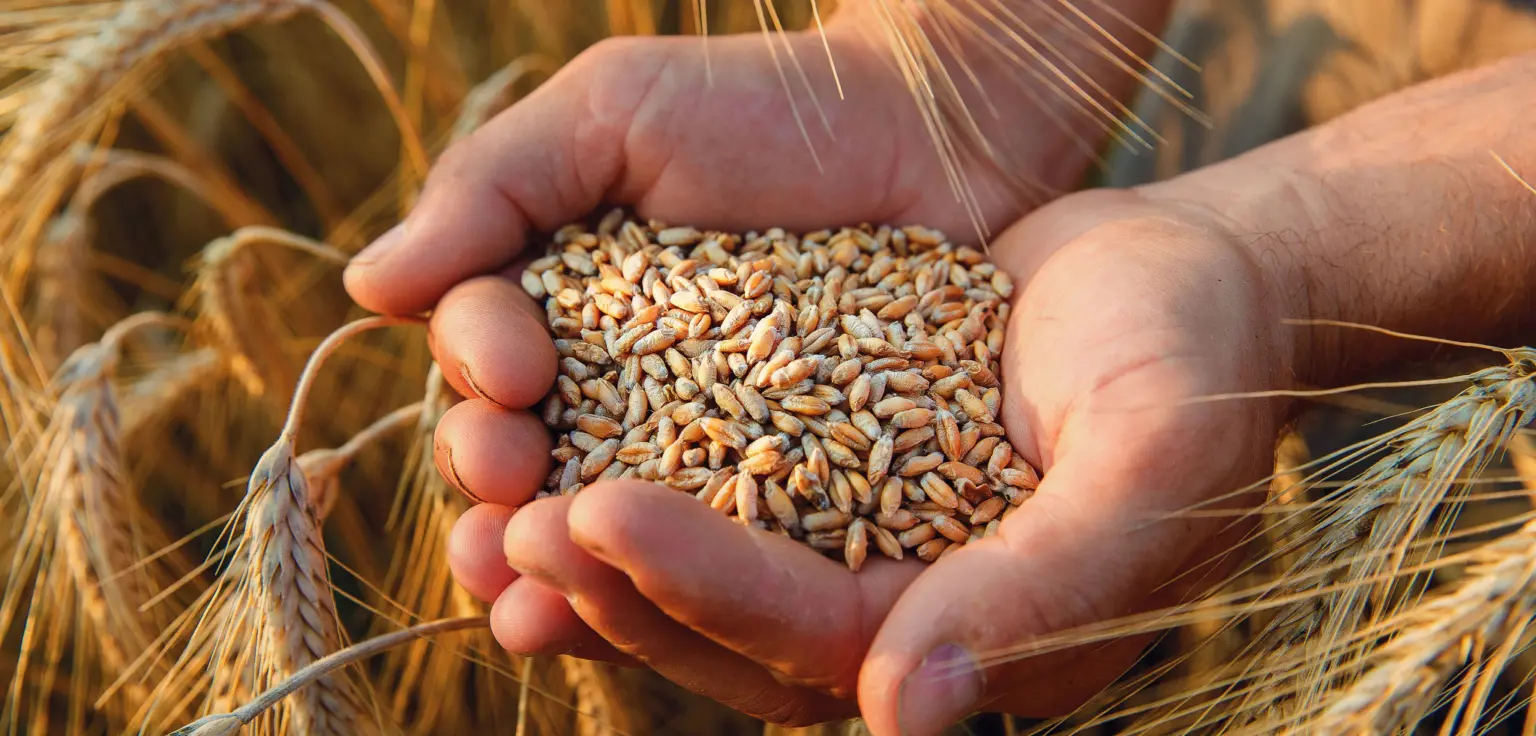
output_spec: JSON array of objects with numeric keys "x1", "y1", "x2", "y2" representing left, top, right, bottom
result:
[
  {"x1": 350, "y1": 223, "x2": 406, "y2": 267},
  {"x1": 898, "y1": 644, "x2": 984, "y2": 736}
]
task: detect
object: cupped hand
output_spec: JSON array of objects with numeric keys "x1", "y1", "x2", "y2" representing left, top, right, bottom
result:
[
  {"x1": 439, "y1": 184, "x2": 1300, "y2": 733},
  {"x1": 348, "y1": 27, "x2": 1073, "y2": 666},
  {"x1": 349, "y1": 23, "x2": 1037, "y2": 693},
  {"x1": 343, "y1": 10, "x2": 1296, "y2": 733},
  {"x1": 342, "y1": 14, "x2": 1104, "y2": 723},
  {"x1": 345, "y1": 17, "x2": 1053, "y2": 319}
]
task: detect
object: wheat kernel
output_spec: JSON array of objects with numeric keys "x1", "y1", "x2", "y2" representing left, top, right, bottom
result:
[{"x1": 530, "y1": 213, "x2": 1039, "y2": 570}]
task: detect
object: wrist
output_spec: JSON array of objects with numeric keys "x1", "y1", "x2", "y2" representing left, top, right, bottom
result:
[
  {"x1": 1137, "y1": 174, "x2": 1330, "y2": 390},
  {"x1": 1141, "y1": 51, "x2": 1536, "y2": 388}
]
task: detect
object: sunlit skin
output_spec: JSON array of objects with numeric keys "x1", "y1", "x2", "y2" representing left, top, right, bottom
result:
[{"x1": 344, "y1": 0, "x2": 1536, "y2": 729}]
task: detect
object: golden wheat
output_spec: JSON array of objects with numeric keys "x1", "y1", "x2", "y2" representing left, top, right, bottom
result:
[{"x1": 1, "y1": 312, "x2": 190, "y2": 731}]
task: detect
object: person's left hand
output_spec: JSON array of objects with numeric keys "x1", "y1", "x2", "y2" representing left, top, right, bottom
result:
[{"x1": 448, "y1": 187, "x2": 1299, "y2": 734}]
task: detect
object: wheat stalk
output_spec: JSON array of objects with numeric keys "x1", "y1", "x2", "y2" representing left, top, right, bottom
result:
[{"x1": 170, "y1": 616, "x2": 488, "y2": 736}]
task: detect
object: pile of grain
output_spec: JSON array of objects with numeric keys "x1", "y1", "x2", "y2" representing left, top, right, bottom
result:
[{"x1": 525, "y1": 210, "x2": 1042, "y2": 570}]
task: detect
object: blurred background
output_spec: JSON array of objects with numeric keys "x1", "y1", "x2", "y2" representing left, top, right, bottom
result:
[{"x1": 6, "y1": 1, "x2": 1536, "y2": 734}]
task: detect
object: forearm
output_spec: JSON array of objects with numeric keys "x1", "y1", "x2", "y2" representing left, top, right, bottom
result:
[
  {"x1": 1144, "y1": 52, "x2": 1536, "y2": 386},
  {"x1": 828, "y1": 0, "x2": 1178, "y2": 194}
]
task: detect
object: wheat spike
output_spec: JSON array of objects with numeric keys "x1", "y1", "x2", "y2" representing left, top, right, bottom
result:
[
  {"x1": 189, "y1": 226, "x2": 347, "y2": 417},
  {"x1": 1, "y1": 312, "x2": 190, "y2": 730},
  {"x1": 0, "y1": 0, "x2": 421, "y2": 287},
  {"x1": 1025, "y1": 353, "x2": 1536, "y2": 736},
  {"x1": 1303, "y1": 509, "x2": 1536, "y2": 735},
  {"x1": 1223, "y1": 356, "x2": 1536, "y2": 727},
  {"x1": 119, "y1": 348, "x2": 224, "y2": 443},
  {"x1": 939, "y1": 352, "x2": 1536, "y2": 736},
  {"x1": 135, "y1": 399, "x2": 410, "y2": 734},
  {"x1": 218, "y1": 439, "x2": 380, "y2": 736}
]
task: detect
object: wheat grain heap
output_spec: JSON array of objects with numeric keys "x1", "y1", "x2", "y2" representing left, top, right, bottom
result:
[{"x1": 522, "y1": 210, "x2": 1042, "y2": 570}]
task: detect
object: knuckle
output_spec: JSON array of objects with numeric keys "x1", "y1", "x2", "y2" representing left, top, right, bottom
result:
[{"x1": 572, "y1": 36, "x2": 678, "y2": 137}]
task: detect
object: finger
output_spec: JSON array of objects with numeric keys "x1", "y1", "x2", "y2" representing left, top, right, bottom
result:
[
  {"x1": 434, "y1": 399, "x2": 551, "y2": 505},
  {"x1": 505, "y1": 495, "x2": 851, "y2": 726},
  {"x1": 490, "y1": 576, "x2": 638, "y2": 666},
  {"x1": 567, "y1": 481, "x2": 920, "y2": 696},
  {"x1": 428, "y1": 276, "x2": 556, "y2": 409},
  {"x1": 858, "y1": 376, "x2": 1274, "y2": 736},
  {"x1": 447, "y1": 503, "x2": 519, "y2": 603},
  {"x1": 342, "y1": 36, "x2": 679, "y2": 316}
]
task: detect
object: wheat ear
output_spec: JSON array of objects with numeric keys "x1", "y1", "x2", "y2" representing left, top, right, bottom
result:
[
  {"x1": 951, "y1": 354, "x2": 1536, "y2": 736},
  {"x1": 202, "y1": 316, "x2": 422, "y2": 735},
  {"x1": 1227, "y1": 356, "x2": 1536, "y2": 726},
  {"x1": 139, "y1": 355, "x2": 418, "y2": 734},
  {"x1": 0, "y1": 0, "x2": 424, "y2": 248},
  {"x1": 222, "y1": 439, "x2": 379, "y2": 735},
  {"x1": 190, "y1": 226, "x2": 347, "y2": 416},
  {"x1": 1044, "y1": 354, "x2": 1536, "y2": 735},
  {"x1": 1303, "y1": 509, "x2": 1536, "y2": 735},
  {"x1": 2, "y1": 312, "x2": 191, "y2": 728}
]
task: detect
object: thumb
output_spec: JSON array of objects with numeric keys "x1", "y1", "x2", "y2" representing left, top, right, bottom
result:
[
  {"x1": 343, "y1": 36, "x2": 674, "y2": 316},
  {"x1": 856, "y1": 398, "x2": 1268, "y2": 735}
]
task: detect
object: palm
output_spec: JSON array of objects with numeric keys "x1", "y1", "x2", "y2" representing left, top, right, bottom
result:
[{"x1": 857, "y1": 194, "x2": 1293, "y2": 728}]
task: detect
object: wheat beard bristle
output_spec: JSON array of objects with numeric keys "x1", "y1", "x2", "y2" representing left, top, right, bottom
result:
[
  {"x1": 1199, "y1": 357, "x2": 1536, "y2": 731},
  {"x1": 1305, "y1": 507, "x2": 1536, "y2": 735},
  {"x1": 0, "y1": 0, "x2": 315, "y2": 252},
  {"x1": 9, "y1": 342, "x2": 173, "y2": 722},
  {"x1": 231, "y1": 440, "x2": 379, "y2": 736}
]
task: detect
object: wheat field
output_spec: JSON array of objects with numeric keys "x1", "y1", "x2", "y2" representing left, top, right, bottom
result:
[{"x1": 5, "y1": 0, "x2": 1536, "y2": 734}]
